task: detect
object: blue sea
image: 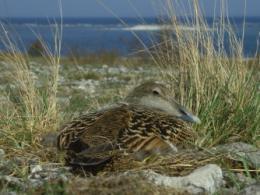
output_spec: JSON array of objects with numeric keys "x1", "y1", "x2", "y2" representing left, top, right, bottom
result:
[{"x1": 0, "y1": 17, "x2": 259, "y2": 57}]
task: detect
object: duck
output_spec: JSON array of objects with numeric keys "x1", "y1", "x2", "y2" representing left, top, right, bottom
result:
[{"x1": 57, "y1": 81, "x2": 201, "y2": 169}]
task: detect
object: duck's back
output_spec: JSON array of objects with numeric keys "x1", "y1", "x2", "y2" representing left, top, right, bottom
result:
[
  {"x1": 57, "y1": 103, "x2": 196, "y2": 167},
  {"x1": 57, "y1": 104, "x2": 130, "y2": 151}
]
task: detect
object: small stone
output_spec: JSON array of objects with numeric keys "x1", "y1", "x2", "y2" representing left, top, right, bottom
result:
[
  {"x1": 27, "y1": 178, "x2": 44, "y2": 188},
  {"x1": 142, "y1": 164, "x2": 223, "y2": 194},
  {"x1": 0, "y1": 191, "x2": 18, "y2": 195},
  {"x1": 28, "y1": 163, "x2": 72, "y2": 181},
  {"x1": 119, "y1": 66, "x2": 128, "y2": 73},
  {"x1": 236, "y1": 173, "x2": 256, "y2": 186},
  {"x1": 102, "y1": 64, "x2": 108, "y2": 69},
  {"x1": 0, "y1": 175, "x2": 24, "y2": 189},
  {"x1": 30, "y1": 165, "x2": 43, "y2": 174},
  {"x1": 215, "y1": 142, "x2": 260, "y2": 169},
  {"x1": 239, "y1": 182, "x2": 260, "y2": 195}
]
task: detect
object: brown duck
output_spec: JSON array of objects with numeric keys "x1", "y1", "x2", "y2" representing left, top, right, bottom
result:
[{"x1": 57, "y1": 81, "x2": 200, "y2": 168}]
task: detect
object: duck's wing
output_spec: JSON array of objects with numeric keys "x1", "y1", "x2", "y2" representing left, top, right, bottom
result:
[
  {"x1": 108, "y1": 105, "x2": 197, "y2": 163},
  {"x1": 57, "y1": 104, "x2": 131, "y2": 166},
  {"x1": 118, "y1": 105, "x2": 197, "y2": 153},
  {"x1": 157, "y1": 113, "x2": 197, "y2": 145},
  {"x1": 158, "y1": 109, "x2": 197, "y2": 145}
]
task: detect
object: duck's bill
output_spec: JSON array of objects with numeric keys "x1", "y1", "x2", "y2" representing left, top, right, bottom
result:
[
  {"x1": 177, "y1": 107, "x2": 201, "y2": 124},
  {"x1": 180, "y1": 113, "x2": 201, "y2": 124}
]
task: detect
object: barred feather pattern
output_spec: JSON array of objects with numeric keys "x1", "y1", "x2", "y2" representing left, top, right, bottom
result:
[{"x1": 57, "y1": 103, "x2": 197, "y2": 166}]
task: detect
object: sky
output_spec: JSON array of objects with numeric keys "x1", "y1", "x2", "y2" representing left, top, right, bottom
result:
[{"x1": 0, "y1": 0, "x2": 259, "y2": 18}]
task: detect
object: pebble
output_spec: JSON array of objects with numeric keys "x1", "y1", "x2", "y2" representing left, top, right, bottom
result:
[
  {"x1": 142, "y1": 164, "x2": 224, "y2": 194},
  {"x1": 239, "y1": 182, "x2": 260, "y2": 195},
  {"x1": 215, "y1": 142, "x2": 260, "y2": 169}
]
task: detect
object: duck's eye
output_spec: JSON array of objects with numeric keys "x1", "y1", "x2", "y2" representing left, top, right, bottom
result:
[{"x1": 152, "y1": 89, "x2": 160, "y2": 96}]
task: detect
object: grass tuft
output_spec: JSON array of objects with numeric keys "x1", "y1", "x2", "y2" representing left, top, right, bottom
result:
[
  {"x1": 0, "y1": 23, "x2": 61, "y2": 152},
  {"x1": 145, "y1": 0, "x2": 259, "y2": 148}
]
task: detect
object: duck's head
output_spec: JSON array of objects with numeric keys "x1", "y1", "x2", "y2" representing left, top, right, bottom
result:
[{"x1": 125, "y1": 81, "x2": 201, "y2": 124}]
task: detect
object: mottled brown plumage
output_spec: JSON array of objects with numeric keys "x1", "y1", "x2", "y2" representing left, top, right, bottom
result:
[{"x1": 57, "y1": 81, "x2": 200, "y2": 168}]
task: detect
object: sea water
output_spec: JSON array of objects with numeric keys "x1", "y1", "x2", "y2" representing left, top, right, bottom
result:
[{"x1": 0, "y1": 17, "x2": 259, "y2": 57}]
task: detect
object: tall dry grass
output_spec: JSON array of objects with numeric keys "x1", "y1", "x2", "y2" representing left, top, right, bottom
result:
[
  {"x1": 0, "y1": 23, "x2": 62, "y2": 148},
  {"x1": 145, "y1": 0, "x2": 259, "y2": 147}
]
